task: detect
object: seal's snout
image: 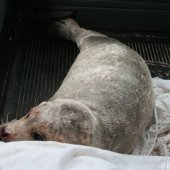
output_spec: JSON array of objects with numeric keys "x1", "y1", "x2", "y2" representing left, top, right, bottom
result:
[
  {"x1": 0, "y1": 126, "x2": 7, "y2": 140},
  {"x1": 0, "y1": 125, "x2": 12, "y2": 142}
]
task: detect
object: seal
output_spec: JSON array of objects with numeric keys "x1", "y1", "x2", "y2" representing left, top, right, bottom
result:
[{"x1": 0, "y1": 19, "x2": 153, "y2": 153}]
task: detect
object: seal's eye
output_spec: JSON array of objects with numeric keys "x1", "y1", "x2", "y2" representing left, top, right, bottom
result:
[{"x1": 32, "y1": 132, "x2": 45, "y2": 141}]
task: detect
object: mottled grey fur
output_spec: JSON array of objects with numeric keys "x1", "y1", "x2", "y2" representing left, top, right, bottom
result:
[
  {"x1": 49, "y1": 19, "x2": 153, "y2": 153},
  {"x1": 0, "y1": 19, "x2": 153, "y2": 153}
]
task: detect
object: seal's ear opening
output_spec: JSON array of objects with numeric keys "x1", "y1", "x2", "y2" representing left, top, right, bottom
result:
[{"x1": 58, "y1": 100, "x2": 97, "y2": 145}]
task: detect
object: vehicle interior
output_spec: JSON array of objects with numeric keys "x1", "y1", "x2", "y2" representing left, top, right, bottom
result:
[{"x1": 0, "y1": 0, "x2": 170, "y2": 122}]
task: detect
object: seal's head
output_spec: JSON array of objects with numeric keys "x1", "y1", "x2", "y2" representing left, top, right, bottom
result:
[{"x1": 0, "y1": 99, "x2": 98, "y2": 145}]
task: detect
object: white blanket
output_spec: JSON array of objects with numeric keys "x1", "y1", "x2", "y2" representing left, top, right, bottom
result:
[
  {"x1": 133, "y1": 77, "x2": 170, "y2": 156},
  {"x1": 0, "y1": 77, "x2": 170, "y2": 170},
  {"x1": 0, "y1": 141, "x2": 170, "y2": 170}
]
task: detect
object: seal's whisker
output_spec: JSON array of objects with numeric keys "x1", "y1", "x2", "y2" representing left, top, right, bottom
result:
[
  {"x1": 6, "y1": 112, "x2": 9, "y2": 123},
  {"x1": 35, "y1": 96, "x2": 38, "y2": 105},
  {"x1": 34, "y1": 94, "x2": 37, "y2": 105},
  {"x1": 35, "y1": 93, "x2": 42, "y2": 105},
  {"x1": 1, "y1": 117, "x2": 4, "y2": 124},
  {"x1": 5, "y1": 111, "x2": 13, "y2": 123}
]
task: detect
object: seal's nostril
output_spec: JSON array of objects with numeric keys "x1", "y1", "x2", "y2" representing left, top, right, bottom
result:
[
  {"x1": 0, "y1": 126, "x2": 10, "y2": 139},
  {"x1": 0, "y1": 127, "x2": 4, "y2": 138},
  {"x1": 0, "y1": 126, "x2": 4, "y2": 141}
]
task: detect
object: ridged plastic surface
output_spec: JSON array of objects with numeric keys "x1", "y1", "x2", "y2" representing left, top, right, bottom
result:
[{"x1": 1, "y1": 37, "x2": 170, "y2": 121}]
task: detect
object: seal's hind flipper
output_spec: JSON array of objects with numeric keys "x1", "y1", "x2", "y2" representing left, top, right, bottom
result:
[
  {"x1": 50, "y1": 18, "x2": 107, "y2": 48},
  {"x1": 53, "y1": 18, "x2": 81, "y2": 43}
]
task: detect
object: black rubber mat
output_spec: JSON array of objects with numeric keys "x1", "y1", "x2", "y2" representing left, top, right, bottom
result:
[
  {"x1": 1, "y1": 36, "x2": 170, "y2": 122},
  {"x1": 124, "y1": 41, "x2": 170, "y2": 78},
  {"x1": 2, "y1": 37, "x2": 78, "y2": 121}
]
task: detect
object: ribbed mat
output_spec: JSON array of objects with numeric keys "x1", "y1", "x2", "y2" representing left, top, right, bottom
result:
[{"x1": 2, "y1": 37, "x2": 170, "y2": 121}]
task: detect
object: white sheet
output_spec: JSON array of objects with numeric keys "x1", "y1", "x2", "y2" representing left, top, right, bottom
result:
[
  {"x1": 133, "y1": 77, "x2": 170, "y2": 156},
  {"x1": 0, "y1": 77, "x2": 170, "y2": 170},
  {"x1": 0, "y1": 141, "x2": 170, "y2": 170}
]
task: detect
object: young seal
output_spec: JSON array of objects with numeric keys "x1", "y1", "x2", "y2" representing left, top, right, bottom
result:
[{"x1": 0, "y1": 19, "x2": 153, "y2": 153}]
